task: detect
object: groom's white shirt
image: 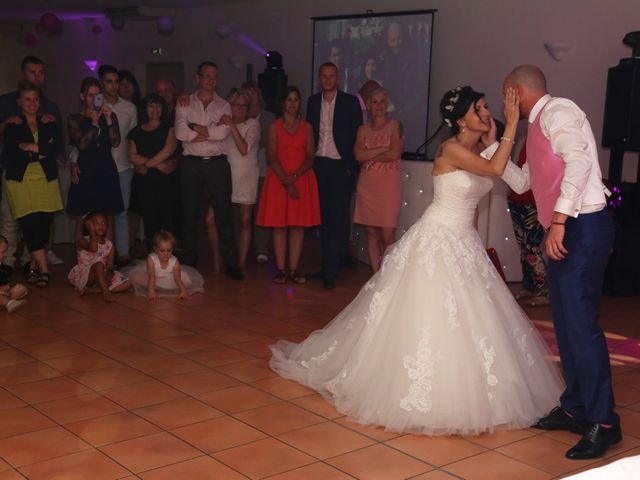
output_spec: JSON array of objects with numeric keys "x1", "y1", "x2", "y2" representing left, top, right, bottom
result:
[{"x1": 494, "y1": 94, "x2": 607, "y2": 218}]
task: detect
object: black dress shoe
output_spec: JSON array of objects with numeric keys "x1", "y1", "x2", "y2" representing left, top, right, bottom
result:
[
  {"x1": 226, "y1": 265, "x2": 245, "y2": 281},
  {"x1": 565, "y1": 423, "x2": 622, "y2": 460},
  {"x1": 323, "y1": 277, "x2": 336, "y2": 290},
  {"x1": 532, "y1": 407, "x2": 588, "y2": 434}
]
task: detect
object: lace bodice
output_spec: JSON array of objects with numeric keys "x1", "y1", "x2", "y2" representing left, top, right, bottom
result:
[{"x1": 428, "y1": 170, "x2": 493, "y2": 229}]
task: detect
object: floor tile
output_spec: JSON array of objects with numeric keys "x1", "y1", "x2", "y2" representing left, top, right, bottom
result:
[
  {"x1": 134, "y1": 397, "x2": 224, "y2": 430},
  {"x1": 195, "y1": 384, "x2": 280, "y2": 413},
  {"x1": 278, "y1": 421, "x2": 375, "y2": 459},
  {"x1": 18, "y1": 339, "x2": 90, "y2": 361},
  {"x1": 0, "y1": 406, "x2": 56, "y2": 439},
  {"x1": 327, "y1": 443, "x2": 432, "y2": 480},
  {"x1": 7, "y1": 376, "x2": 93, "y2": 404},
  {"x1": 172, "y1": 416, "x2": 267, "y2": 453},
  {"x1": 266, "y1": 462, "x2": 354, "y2": 479},
  {"x1": 0, "y1": 390, "x2": 26, "y2": 411},
  {"x1": 463, "y1": 428, "x2": 538, "y2": 449},
  {"x1": 291, "y1": 393, "x2": 343, "y2": 419},
  {"x1": 42, "y1": 351, "x2": 122, "y2": 374},
  {"x1": 213, "y1": 438, "x2": 315, "y2": 479},
  {"x1": 334, "y1": 416, "x2": 405, "y2": 441},
  {"x1": 34, "y1": 392, "x2": 124, "y2": 424},
  {"x1": 0, "y1": 361, "x2": 62, "y2": 387},
  {"x1": 409, "y1": 471, "x2": 460, "y2": 479},
  {"x1": 251, "y1": 376, "x2": 315, "y2": 400},
  {"x1": 70, "y1": 365, "x2": 150, "y2": 391},
  {"x1": 187, "y1": 346, "x2": 253, "y2": 367},
  {"x1": 66, "y1": 411, "x2": 161, "y2": 446},
  {"x1": 99, "y1": 432, "x2": 201, "y2": 473},
  {"x1": 138, "y1": 455, "x2": 246, "y2": 479},
  {"x1": 215, "y1": 358, "x2": 277, "y2": 382},
  {"x1": 234, "y1": 402, "x2": 325, "y2": 436},
  {"x1": 0, "y1": 426, "x2": 91, "y2": 467},
  {"x1": 0, "y1": 348, "x2": 35, "y2": 369},
  {"x1": 132, "y1": 355, "x2": 203, "y2": 378},
  {"x1": 496, "y1": 434, "x2": 596, "y2": 475},
  {"x1": 101, "y1": 379, "x2": 184, "y2": 410},
  {"x1": 162, "y1": 369, "x2": 240, "y2": 395},
  {"x1": 152, "y1": 335, "x2": 220, "y2": 354},
  {"x1": 17, "y1": 449, "x2": 131, "y2": 480},
  {"x1": 444, "y1": 451, "x2": 553, "y2": 480},
  {"x1": 387, "y1": 434, "x2": 487, "y2": 466}
]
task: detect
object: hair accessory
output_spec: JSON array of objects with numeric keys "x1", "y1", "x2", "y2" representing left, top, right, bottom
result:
[
  {"x1": 444, "y1": 118, "x2": 452, "y2": 127},
  {"x1": 444, "y1": 105, "x2": 454, "y2": 112}
]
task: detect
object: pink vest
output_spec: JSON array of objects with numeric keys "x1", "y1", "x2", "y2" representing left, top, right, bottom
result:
[{"x1": 526, "y1": 105, "x2": 565, "y2": 229}]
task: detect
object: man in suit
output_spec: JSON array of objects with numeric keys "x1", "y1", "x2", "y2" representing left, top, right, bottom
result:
[
  {"x1": 306, "y1": 62, "x2": 362, "y2": 289},
  {"x1": 502, "y1": 64, "x2": 620, "y2": 460}
]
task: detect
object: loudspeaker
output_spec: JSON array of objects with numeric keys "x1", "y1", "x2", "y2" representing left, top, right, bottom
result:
[
  {"x1": 258, "y1": 69, "x2": 287, "y2": 115},
  {"x1": 604, "y1": 183, "x2": 640, "y2": 297},
  {"x1": 602, "y1": 59, "x2": 640, "y2": 150}
]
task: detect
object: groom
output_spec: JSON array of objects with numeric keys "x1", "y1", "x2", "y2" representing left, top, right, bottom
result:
[{"x1": 501, "y1": 65, "x2": 620, "y2": 460}]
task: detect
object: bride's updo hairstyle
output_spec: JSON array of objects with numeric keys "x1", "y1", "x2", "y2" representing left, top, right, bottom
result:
[{"x1": 440, "y1": 86, "x2": 485, "y2": 134}]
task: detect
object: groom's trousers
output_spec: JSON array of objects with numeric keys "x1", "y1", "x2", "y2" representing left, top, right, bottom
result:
[{"x1": 547, "y1": 209, "x2": 618, "y2": 426}]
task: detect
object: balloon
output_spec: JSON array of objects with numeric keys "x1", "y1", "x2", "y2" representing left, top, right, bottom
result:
[
  {"x1": 23, "y1": 34, "x2": 38, "y2": 48},
  {"x1": 39, "y1": 13, "x2": 61, "y2": 34},
  {"x1": 91, "y1": 25, "x2": 102, "y2": 35},
  {"x1": 157, "y1": 16, "x2": 175, "y2": 36},
  {"x1": 110, "y1": 17, "x2": 126, "y2": 32}
]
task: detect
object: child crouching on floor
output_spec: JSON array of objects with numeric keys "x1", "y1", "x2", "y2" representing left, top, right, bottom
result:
[
  {"x1": 68, "y1": 213, "x2": 130, "y2": 302},
  {"x1": 0, "y1": 235, "x2": 28, "y2": 314}
]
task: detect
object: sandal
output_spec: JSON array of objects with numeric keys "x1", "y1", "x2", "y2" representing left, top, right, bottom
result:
[
  {"x1": 27, "y1": 269, "x2": 40, "y2": 284},
  {"x1": 290, "y1": 270, "x2": 306, "y2": 284},
  {"x1": 274, "y1": 269, "x2": 287, "y2": 284},
  {"x1": 36, "y1": 272, "x2": 50, "y2": 288}
]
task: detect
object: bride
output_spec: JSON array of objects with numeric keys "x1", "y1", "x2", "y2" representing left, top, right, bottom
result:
[{"x1": 270, "y1": 86, "x2": 564, "y2": 435}]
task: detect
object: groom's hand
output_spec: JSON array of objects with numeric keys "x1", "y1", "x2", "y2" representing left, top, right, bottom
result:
[{"x1": 545, "y1": 216, "x2": 569, "y2": 260}]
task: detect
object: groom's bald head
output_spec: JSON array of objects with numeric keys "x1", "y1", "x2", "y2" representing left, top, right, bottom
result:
[{"x1": 504, "y1": 65, "x2": 548, "y2": 118}]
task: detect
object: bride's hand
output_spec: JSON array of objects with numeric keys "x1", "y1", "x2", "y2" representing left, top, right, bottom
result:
[
  {"x1": 481, "y1": 117, "x2": 497, "y2": 148},
  {"x1": 503, "y1": 87, "x2": 520, "y2": 126}
]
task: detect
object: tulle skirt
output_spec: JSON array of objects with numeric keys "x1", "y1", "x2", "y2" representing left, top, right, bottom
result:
[{"x1": 270, "y1": 208, "x2": 564, "y2": 436}]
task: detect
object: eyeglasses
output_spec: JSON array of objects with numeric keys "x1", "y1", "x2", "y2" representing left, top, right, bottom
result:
[{"x1": 231, "y1": 103, "x2": 249, "y2": 108}]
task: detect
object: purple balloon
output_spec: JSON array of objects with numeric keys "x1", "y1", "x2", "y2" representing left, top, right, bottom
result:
[
  {"x1": 157, "y1": 16, "x2": 175, "y2": 36},
  {"x1": 92, "y1": 25, "x2": 102, "y2": 35},
  {"x1": 39, "y1": 13, "x2": 61, "y2": 34},
  {"x1": 23, "y1": 33, "x2": 38, "y2": 48}
]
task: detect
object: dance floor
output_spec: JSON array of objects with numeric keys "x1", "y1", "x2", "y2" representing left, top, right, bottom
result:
[{"x1": 0, "y1": 248, "x2": 639, "y2": 480}]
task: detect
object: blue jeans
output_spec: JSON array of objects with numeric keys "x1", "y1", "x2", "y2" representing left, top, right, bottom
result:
[{"x1": 114, "y1": 168, "x2": 133, "y2": 258}]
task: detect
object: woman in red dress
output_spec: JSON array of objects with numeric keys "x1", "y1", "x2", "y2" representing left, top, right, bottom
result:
[{"x1": 256, "y1": 87, "x2": 320, "y2": 284}]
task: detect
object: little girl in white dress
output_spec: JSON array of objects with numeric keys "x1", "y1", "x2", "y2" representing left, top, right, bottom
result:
[{"x1": 124, "y1": 230, "x2": 204, "y2": 299}]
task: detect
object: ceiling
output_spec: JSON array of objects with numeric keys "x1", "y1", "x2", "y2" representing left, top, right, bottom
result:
[{"x1": 0, "y1": 0, "x2": 246, "y2": 22}]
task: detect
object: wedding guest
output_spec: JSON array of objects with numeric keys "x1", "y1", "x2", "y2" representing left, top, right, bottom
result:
[
  {"x1": 66, "y1": 77, "x2": 123, "y2": 247},
  {"x1": 0, "y1": 55, "x2": 64, "y2": 273},
  {"x1": 218, "y1": 88, "x2": 260, "y2": 276},
  {"x1": 174, "y1": 61, "x2": 243, "y2": 279},
  {"x1": 306, "y1": 62, "x2": 362, "y2": 289},
  {"x1": 127, "y1": 93, "x2": 179, "y2": 250},
  {"x1": 354, "y1": 88, "x2": 403, "y2": 272},
  {"x1": 99, "y1": 65, "x2": 138, "y2": 265},
  {"x1": 257, "y1": 87, "x2": 320, "y2": 284},
  {"x1": 1, "y1": 82, "x2": 64, "y2": 288},
  {"x1": 241, "y1": 81, "x2": 274, "y2": 264}
]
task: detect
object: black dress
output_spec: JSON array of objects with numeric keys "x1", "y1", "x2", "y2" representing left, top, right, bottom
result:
[
  {"x1": 66, "y1": 114, "x2": 124, "y2": 215},
  {"x1": 127, "y1": 122, "x2": 180, "y2": 247}
]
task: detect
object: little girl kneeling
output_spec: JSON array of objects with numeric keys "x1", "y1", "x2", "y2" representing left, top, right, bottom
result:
[
  {"x1": 126, "y1": 230, "x2": 203, "y2": 299},
  {"x1": 68, "y1": 213, "x2": 131, "y2": 302}
]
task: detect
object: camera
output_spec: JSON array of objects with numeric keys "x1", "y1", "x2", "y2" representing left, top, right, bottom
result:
[{"x1": 93, "y1": 93, "x2": 104, "y2": 111}]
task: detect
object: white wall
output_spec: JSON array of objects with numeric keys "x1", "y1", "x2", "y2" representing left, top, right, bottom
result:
[{"x1": 2, "y1": 0, "x2": 639, "y2": 182}]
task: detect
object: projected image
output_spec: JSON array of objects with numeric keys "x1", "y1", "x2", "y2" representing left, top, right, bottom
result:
[{"x1": 312, "y1": 11, "x2": 435, "y2": 152}]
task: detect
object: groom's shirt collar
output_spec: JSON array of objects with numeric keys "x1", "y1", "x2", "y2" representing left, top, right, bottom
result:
[{"x1": 528, "y1": 94, "x2": 552, "y2": 123}]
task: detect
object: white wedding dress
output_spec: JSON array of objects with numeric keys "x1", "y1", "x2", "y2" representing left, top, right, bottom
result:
[{"x1": 270, "y1": 169, "x2": 564, "y2": 436}]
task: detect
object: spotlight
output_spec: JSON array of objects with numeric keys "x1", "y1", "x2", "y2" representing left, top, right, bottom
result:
[{"x1": 265, "y1": 51, "x2": 283, "y2": 70}]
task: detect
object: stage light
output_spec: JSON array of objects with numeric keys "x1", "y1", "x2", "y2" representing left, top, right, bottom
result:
[{"x1": 265, "y1": 51, "x2": 283, "y2": 70}]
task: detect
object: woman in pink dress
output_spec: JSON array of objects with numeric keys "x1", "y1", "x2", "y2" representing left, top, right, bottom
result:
[{"x1": 353, "y1": 88, "x2": 404, "y2": 272}]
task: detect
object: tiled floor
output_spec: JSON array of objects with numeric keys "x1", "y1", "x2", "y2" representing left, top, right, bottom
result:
[{"x1": 1, "y1": 251, "x2": 639, "y2": 479}]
